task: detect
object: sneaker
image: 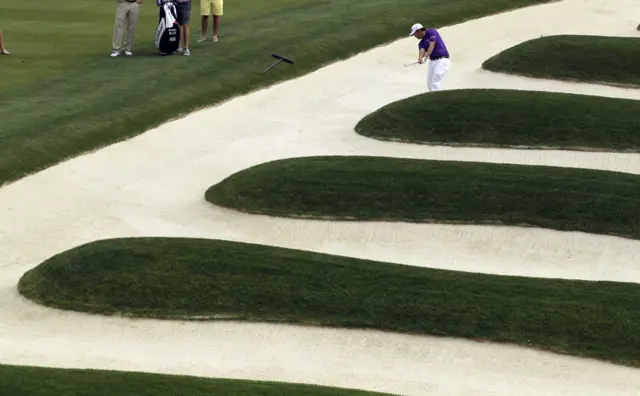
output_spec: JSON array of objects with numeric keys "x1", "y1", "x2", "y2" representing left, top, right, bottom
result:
[
  {"x1": 184, "y1": 48, "x2": 190, "y2": 56},
  {"x1": 213, "y1": 36, "x2": 219, "y2": 42},
  {"x1": 197, "y1": 37, "x2": 207, "y2": 43},
  {"x1": 110, "y1": 50, "x2": 120, "y2": 57},
  {"x1": 176, "y1": 47, "x2": 184, "y2": 53},
  {"x1": 124, "y1": 50, "x2": 133, "y2": 56}
]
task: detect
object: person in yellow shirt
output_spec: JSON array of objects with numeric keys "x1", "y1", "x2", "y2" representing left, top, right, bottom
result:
[{"x1": 198, "y1": 0, "x2": 223, "y2": 42}]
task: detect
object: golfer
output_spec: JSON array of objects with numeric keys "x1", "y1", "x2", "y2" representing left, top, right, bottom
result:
[{"x1": 409, "y1": 23, "x2": 450, "y2": 92}]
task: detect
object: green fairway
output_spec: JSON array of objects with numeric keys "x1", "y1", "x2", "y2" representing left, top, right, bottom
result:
[
  {"x1": 482, "y1": 35, "x2": 640, "y2": 86},
  {"x1": 354, "y1": 89, "x2": 640, "y2": 151},
  {"x1": 0, "y1": 0, "x2": 554, "y2": 186},
  {"x1": 18, "y1": 237, "x2": 640, "y2": 367},
  {"x1": 205, "y1": 156, "x2": 640, "y2": 240},
  {"x1": 0, "y1": 363, "x2": 393, "y2": 396}
]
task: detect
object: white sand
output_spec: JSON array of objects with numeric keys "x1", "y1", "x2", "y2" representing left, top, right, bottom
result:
[{"x1": 1, "y1": 0, "x2": 640, "y2": 394}]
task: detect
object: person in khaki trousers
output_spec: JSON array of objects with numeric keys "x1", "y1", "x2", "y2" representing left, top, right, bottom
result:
[{"x1": 111, "y1": 0, "x2": 144, "y2": 57}]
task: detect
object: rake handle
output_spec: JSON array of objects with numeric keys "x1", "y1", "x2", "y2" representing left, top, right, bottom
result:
[{"x1": 261, "y1": 58, "x2": 284, "y2": 74}]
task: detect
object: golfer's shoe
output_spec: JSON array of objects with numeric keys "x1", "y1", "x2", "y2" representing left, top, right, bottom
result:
[
  {"x1": 184, "y1": 49, "x2": 190, "y2": 56},
  {"x1": 124, "y1": 50, "x2": 133, "y2": 56},
  {"x1": 177, "y1": 47, "x2": 184, "y2": 53},
  {"x1": 197, "y1": 37, "x2": 207, "y2": 43},
  {"x1": 110, "y1": 50, "x2": 120, "y2": 57}
]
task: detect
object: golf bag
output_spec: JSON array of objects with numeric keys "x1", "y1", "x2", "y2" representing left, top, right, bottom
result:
[{"x1": 154, "y1": 0, "x2": 181, "y2": 54}]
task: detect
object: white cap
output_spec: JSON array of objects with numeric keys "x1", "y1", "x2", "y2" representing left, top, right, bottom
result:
[{"x1": 409, "y1": 23, "x2": 424, "y2": 36}]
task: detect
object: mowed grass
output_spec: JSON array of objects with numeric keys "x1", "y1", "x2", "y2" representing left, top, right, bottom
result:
[
  {"x1": 482, "y1": 35, "x2": 640, "y2": 86},
  {"x1": 18, "y1": 237, "x2": 640, "y2": 367},
  {"x1": 205, "y1": 156, "x2": 640, "y2": 240},
  {"x1": 0, "y1": 363, "x2": 394, "y2": 396},
  {"x1": 0, "y1": 0, "x2": 555, "y2": 186},
  {"x1": 354, "y1": 89, "x2": 640, "y2": 151}
]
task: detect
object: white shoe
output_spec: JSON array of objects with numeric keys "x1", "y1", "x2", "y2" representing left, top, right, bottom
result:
[
  {"x1": 184, "y1": 48, "x2": 190, "y2": 56},
  {"x1": 176, "y1": 47, "x2": 184, "y2": 53},
  {"x1": 124, "y1": 50, "x2": 133, "y2": 56},
  {"x1": 110, "y1": 50, "x2": 120, "y2": 57}
]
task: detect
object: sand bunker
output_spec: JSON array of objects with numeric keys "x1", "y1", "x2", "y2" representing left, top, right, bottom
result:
[{"x1": 1, "y1": 0, "x2": 640, "y2": 395}]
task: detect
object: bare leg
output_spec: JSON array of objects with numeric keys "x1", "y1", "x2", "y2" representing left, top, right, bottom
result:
[
  {"x1": 0, "y1": 30, "x2": 9, "y2": 55},
  {"x1": 183, "y1": 24, "x2": 190, "y2": 49},
  {"x1": 199, "y1": 15, "x2": 208, "y2": 41},
  {"x1": 213, "y1": 15, "x2": 220, "y2": 41}
]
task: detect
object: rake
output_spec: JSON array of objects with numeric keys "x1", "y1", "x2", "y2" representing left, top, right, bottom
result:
[{"x1": 261, "y1": 53, "x2": 295, "y2": 74}]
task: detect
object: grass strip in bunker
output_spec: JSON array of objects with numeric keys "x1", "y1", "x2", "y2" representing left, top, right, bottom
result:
[
  {"x1": 18, "y1": 237, "x2": 640, "y2": 367},
  {"x1": 355, "y1": 89, "x2": 640, "y2": 151},
  {"x1": 0, "y1": 363, "x2": 394, "y2": 396},
  {"x1": 205, "y1": 156, "x2": 640, "y2": 240},
  {"x1": 482, "y1": 35, "x2": 640, "y2": 87}
]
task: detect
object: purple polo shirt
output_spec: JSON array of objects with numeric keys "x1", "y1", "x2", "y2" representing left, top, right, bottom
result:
[{"x1": 418, "y1": 28, "x2": 449, "y2": 59}]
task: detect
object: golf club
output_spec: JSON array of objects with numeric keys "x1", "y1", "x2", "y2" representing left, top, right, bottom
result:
[
  {"x1": 405, "y1": 57, "x2": 429, "y2": 67},
  {"x1": 261, "y1": 53, "x2": 295, "y2": 74}
]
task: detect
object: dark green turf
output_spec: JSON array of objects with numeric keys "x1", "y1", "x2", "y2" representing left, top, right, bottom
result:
[
  {"x1": 0, "y1": 364, "x2": 393, "y2": 396},
  {"x1": 205, "y1": 156, "x2": 640, "y2": 240},
  {"x1": 482, "y1": 35, "x2": 640, "y2": 86},
  {"x1": 0, "y1": 0, "x2": 555, "y2": 186},
  {"x1": 354, "y1": 89, "x2": 640, "y2": 151},
  {"x1": 18, "y1": 237, "x2": 640, "y2": 367}
]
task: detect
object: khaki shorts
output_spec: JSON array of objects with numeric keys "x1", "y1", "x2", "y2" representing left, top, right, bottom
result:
[{"x1": 201, "y1": 0, "x2": 223, "y2": 16}]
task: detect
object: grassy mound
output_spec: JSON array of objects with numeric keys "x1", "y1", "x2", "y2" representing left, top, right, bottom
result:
[
  {"x1": 354, "y1": 89, "x2": 640, "y2": 151},
  {"x1": 482, "y1": 35, "x2": 640, "y2": 86},
  {"x1": 0, "y1": 0, "x2": 555, "y2": 187},
  {"x1": 205, "y1": 156, "x2": 640, "y2": 240},
  {"x1": 0, "y1": 363, "x2": 392, "y2": 396},
  {"x1": 19, "y1": 237, "x2": 640, "y2": 367}
]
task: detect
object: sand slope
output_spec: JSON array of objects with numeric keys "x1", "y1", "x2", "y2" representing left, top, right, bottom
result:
[{"x1": 1, "y1": 0, "x2": 640, "y2": 394}]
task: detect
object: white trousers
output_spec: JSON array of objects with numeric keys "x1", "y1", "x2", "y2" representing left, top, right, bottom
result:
[{"x1": 427, "y1": 57, "x2": 451, "y2": 92}]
